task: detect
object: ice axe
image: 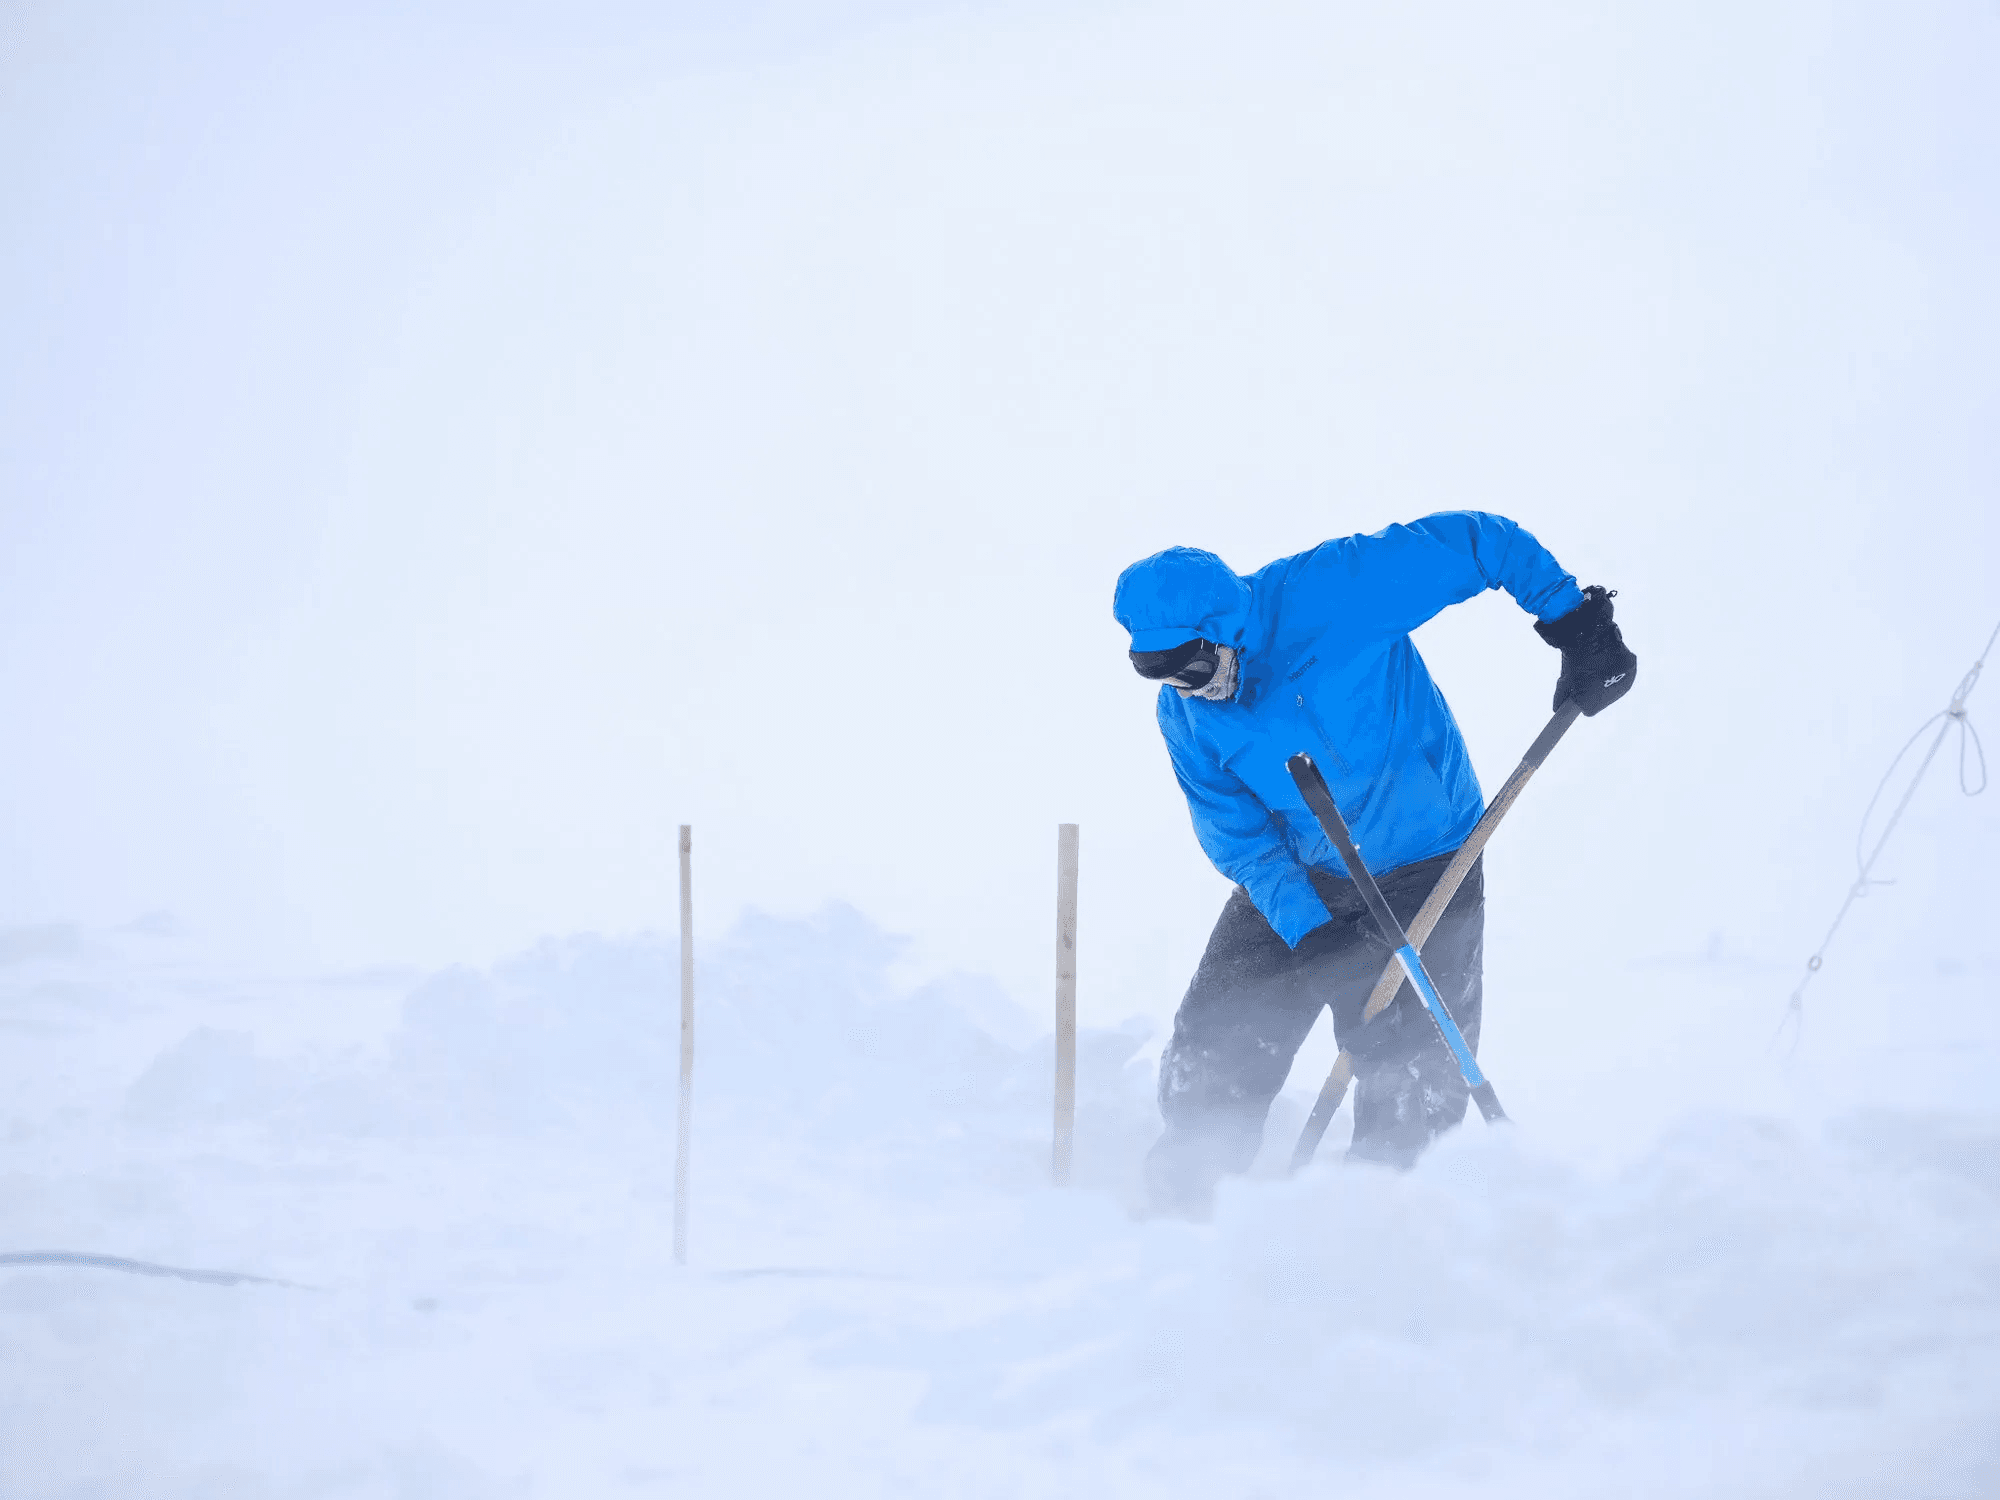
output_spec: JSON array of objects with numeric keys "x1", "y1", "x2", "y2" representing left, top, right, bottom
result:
[{"x1": 1284, "y1": 704, "x2": 1580, "y2": 1155}]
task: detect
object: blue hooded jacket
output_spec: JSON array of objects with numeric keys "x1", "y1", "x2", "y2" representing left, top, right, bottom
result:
[{"x1": 1114, "y1": 512, "x2": 1584, "y2": 947}]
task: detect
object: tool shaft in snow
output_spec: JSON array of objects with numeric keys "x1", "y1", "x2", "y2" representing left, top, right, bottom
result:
[
  {"x1": 675, "y1": 825, "x2": 694, "y2": 1266},
  {"x1": 1285, "y1": 753, "x2": 1506, "y2": 1125},
  {"x1": 1053, "y1": 824, "x2": 1079, "y2": 1185}
]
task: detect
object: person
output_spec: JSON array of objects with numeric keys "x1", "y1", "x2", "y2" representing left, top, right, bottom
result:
[{"x1": 1113, "y1": 512, "x2": 1636, "y2": 1216}]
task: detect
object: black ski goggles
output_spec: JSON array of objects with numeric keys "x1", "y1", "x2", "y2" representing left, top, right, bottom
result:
[{"x1": 1130, "y1": 638, "x2": 1222, "y2": 690}]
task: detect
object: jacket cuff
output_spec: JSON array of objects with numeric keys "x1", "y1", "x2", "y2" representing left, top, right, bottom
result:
[
  {"x1": 1534, "y1": 583, "x2": 1612, "y2": 650},
  {"x1": 1531, "y1": 580, "x2": 1588, "y2": 627},
  {"x1": 1263, "y1": 872, "x2": 1334, "y2": 949}
]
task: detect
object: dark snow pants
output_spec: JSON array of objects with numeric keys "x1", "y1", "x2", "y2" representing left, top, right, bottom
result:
[{"x1": 1146, "y1": 850, "x2": 1484, "y2": 1215}]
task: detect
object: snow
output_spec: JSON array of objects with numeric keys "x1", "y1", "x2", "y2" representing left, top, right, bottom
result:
[
  {"x1": 5, "y1": 2, "x2": 2000, "y2": 1494},
  {"x1": 4, "y1": 908, "x2": 1996, "y2": 1497}
]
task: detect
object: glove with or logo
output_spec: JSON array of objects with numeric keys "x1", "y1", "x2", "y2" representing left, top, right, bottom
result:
[{"x1": 1534, "y1": 584, "x2": 1637, "y2": 716}]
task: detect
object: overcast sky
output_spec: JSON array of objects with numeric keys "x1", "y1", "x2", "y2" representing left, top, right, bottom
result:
[{"x1": 3, "y1": 0, "x2": 1996, "y2": 1038}]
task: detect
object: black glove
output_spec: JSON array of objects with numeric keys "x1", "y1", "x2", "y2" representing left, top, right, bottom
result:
[{"x1": 1534, "y1": 584, "x2": 1637, "y2": 716}]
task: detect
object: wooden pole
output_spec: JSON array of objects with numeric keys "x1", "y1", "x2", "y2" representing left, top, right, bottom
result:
[
  {"x1": 1053, "y1": 823, "x2": 1079, "y2": 1186},
  {"x1": 674, "y1": 824, "x2": 694, "y2": 1266}
]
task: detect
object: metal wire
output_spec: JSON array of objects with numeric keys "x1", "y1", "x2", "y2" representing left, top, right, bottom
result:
[{"x1": 1772, "y1": 616, "x2": 1998, "y2": 1055}]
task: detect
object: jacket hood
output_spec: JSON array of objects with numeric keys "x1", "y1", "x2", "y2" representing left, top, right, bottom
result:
[{"x1": 1112, "y1": 547, "x2": 1254, "y2": 652}]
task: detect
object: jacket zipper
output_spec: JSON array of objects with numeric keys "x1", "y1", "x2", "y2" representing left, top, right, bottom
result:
[{"x1": 1297, "y1": 692, "x2": 1349, "y2": 774}]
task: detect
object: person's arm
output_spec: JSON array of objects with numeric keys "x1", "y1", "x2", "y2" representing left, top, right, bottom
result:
[
  {"x1": 1286, "y1": 510, "x2": 1586, "y2": 641},
  {"x1": 1308, "y1": 511, "x2": 1637, "y2": 714},
  {"x1": 1160, "y1": 701, "x2": 1329, "y2": 947}
]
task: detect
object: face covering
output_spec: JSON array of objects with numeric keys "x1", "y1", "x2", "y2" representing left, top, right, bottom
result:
[
  {"x1": 1177, "y1": 644, "x2": 1238, "y2": 701},
  {"x1": 1128, "y1": 639, "x2": 1239, "y2": 700}
]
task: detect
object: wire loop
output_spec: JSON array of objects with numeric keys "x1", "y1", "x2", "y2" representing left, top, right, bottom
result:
[{"x1": 1774, "y1": 617, "x2": 1998, "y2": 1056}]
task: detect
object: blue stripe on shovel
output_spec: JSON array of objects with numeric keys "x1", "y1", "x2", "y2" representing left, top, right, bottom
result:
[{"x1": 1392, "y1": 944, "x2": 1487, "y2": 1088}]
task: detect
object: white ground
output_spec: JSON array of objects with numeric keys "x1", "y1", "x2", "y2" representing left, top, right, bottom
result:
[
  {"x1": 6, "y1": 3, "x2": 2000, "y2": 1495},
  {"x1": 3, "y1": 904, "x2": 1995, "y2": 1498}
]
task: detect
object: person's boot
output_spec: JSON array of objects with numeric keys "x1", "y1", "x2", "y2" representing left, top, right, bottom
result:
[
  {"x1": 1346, "y1": 1054, "x2": 1467, "y2": 1170},
  {"x1": 1142, "y1": 1123, "x2": 1261, "y2": 1220},
  {"x1": 1143, "y1": 1131, "x2": 1218, "y2": 1220}
]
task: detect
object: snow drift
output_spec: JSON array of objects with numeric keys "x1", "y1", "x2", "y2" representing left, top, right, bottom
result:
[{"x1": 1, "y1": 908, "x2": 1995, "y2": 1498}]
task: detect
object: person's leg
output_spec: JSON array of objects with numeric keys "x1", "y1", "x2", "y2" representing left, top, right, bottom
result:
[
  {"x1": 1338, "y1": 856, "x2": 1485, "y2": 1169},
  {"x1": 1145, "y1": 888, "x2": 1328, "y2": 1216}
]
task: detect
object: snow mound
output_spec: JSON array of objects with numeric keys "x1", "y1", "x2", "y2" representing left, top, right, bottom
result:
[
  {"x1": 881, "y1": 1112, "x2": 2000, "y2": 1492},
  {"x1": 3, "y1": 909, "x2": 1996, "y2": 1497}
]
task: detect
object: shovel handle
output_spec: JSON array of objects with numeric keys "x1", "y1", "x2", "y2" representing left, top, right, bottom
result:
[
  {"x1": 1289, "y1": 701, "x2": 1579, "y2": 1169},
  {"x1": 1361, "y1": 699, "x2": 1580, "y2": 1026}
]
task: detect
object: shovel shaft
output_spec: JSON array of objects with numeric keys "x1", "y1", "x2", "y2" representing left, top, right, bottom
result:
[
  {"x1": 1362, "y1": 700, "x2": 1580, "y2": 1026},
  {"x1": 1390, "y1": 942, "x2": 1488, "y2": 1090},
  {"x1": 1286, "y1": 752, "x2": 1505, "y2": 1123},
  {"x1": 1289, "y1": 703, "x2": 1577, "y2": 1167}
]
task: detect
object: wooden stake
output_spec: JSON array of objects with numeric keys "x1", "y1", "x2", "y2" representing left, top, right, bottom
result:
[
  {"x1": 674, "y1": 824, "x2": 694, "y2": 1266},
  {"x1": 1053, "y1": 823, "x2": 1079, "y2": 1185}
]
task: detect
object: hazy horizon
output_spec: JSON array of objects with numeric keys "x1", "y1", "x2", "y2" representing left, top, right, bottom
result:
[{"x1": 5, "y1": 0, "x2": 1995, "y2": 1035}]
